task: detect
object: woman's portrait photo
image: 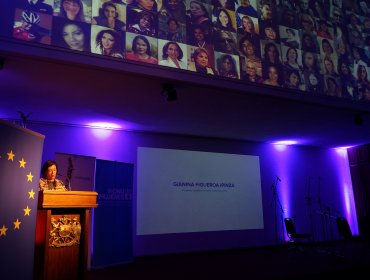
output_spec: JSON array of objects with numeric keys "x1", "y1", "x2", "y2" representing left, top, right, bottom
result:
[
  {"x1": 158, "y1": 18, "x2": 185, "y2": 43},
  {"x1": 54, "y1": 0, "x2": 92, "y2": 23},
  {"x1": 127, "y1": 8, "x2": 157, "y2": 37},
  {"x1": 91, "y1": 0, "x2": 126, "y2": 31},
  {"x1": 185, "y1": 0, "x2": 213, "y2": 38},
  {"x1": 91, "y1": 25, "x2": 125, "y2": 58},
  {"x1": 158, "y1": 40, "x2": 187, "y2": 69},
  {"x1": 126, "y1": 33, "x2": 158, "y2": 64},
  {"x1": 237, "y1": 14, "x2": 259, "y2": 40},
  {"x1": 214, "y1": 29, "x2": 238, "y2": 54},
  {"x1": 215, "y1": 53, "x2": 240, "y2": 79},
  {"x1": 52, "y1": 17, "x2": 91, "y2": 51},
  {"x1": 187, "y1": 46, "x2": 215, "y2": 74},
  {"x1": 212, "y1": 8, "x2": 236, "y2": 32},
  {"x1": 279, "y1": 27, "x2": 300, "y2": 49}
]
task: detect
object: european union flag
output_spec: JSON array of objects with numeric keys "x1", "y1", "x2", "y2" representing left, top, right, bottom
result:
[{"x1": 0, "y1": 120, "x2": 44, "y2": 280}]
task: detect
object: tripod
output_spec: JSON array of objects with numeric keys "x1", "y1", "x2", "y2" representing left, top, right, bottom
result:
[{"x1": 271, "y1": 176, "x2": 285, "y2": 245}]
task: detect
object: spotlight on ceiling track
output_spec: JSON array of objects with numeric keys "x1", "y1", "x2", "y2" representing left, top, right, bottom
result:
[{"x1": 161, "y1": 83, "x2": 178, "y2": 101}]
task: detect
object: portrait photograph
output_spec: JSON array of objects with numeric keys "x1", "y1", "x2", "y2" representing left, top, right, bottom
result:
[
  {"x1": 91, "y1": 0, "x2": 127, "y2": 31},
  {"x1": 53, "y1": 0, "x2": 92, "y2": 23}
]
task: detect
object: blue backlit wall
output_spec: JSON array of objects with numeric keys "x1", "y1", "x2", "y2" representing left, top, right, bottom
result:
[
  {"x1": 1, "y1": 0, "x2": 370, "y2": 101},
  {"x1": 27, "y1": 122, "x2": 358, "y2": 256}
]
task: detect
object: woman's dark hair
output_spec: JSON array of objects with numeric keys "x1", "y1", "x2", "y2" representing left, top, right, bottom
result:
[
  {"x1": 321, "y1": 38, "x2": 334, "y2": 53},
  {"x1": 302, "y1": 51, "x2": 319, "y2": 71},
  {"x1": 167, "y1": 18, "x2": 179, "y2": 27},
  {"x1": 41, "y1": 160, "x2": 58, "y2": 179},
  {"x1": 132, "y1": 35, "x2": 151, "y2": 55},
  {"x1": 263, "y1": 42, "x2": 280, "y2": 61},
  {"x1": 285, "y1": 47, "x2": 298, "y2": 63},
  {"x1": 286, "y1": 68, "x2": 302, "y2": 84},
  {"x1": 162, "y1": 41, "x2": 183, "y2": 60},
  {"x1": 59, "y1": 0, "x2": 85, "y2": 22},
  {"x1": 99, "y1": 2, "x2": 119, "y2": 19},
  {"x1": 138, "y1": 10, "x2": 155, "y2": 25},
  {"x1": 96, "y1": 29, "x2": 122, "y2": 54},
  {"x1": 215, "y1": 8, "x2": 235, "y2": 31},
  {"x1": 218, "y1": 54, "x2": 237, "y2": 76}
]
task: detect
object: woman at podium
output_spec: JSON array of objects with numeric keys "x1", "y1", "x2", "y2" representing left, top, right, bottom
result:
[{"x1": 39, "y1": 160, "x2": 67, "y2": 191}]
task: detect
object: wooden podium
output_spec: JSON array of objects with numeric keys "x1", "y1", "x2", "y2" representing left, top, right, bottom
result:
[{"x1": 34, "y1": 191, "x2": 98, "y2": 280}]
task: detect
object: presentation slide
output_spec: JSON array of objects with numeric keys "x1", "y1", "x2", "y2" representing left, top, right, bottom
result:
[{"x1": 137, "y1": 147, "x2": 264, "y2": 235}]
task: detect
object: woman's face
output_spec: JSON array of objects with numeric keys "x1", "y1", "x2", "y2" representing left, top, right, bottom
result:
[
  {"x1": 195, "y1": 51, "x2": 208, "y2": 67},
  {"x1": 194, "y1": 28, "x2": 204, "y2": 42},
  {"x1": 222, "y1": 57, "x2": 232, "y2": 71},
  {"x1": 309, "y1": 73, "x2": 318, "y2": 85},
  {"x1": 287, "y1": 49, "x2": 296, "y2": 62},
  {"x1": 167, "y1": 0, "x2": 178, "y2": 10},
  {"x1": 242, "y1": 39, "x2": 254, "y2": 56},
  {"x1": 324, "y1": 59, "x2": 334, "y2": 73},
  {"x1": 268, "y1": 66, "x2": 278, "y2": 81},
  {"x1": 246, "y1": 61, "x2": 256, "y2": 77},
  {"x1": 340, "y1": 63, "x2": 349, "y2": 75},
  {"x1": 190, "y1": 2, "x2": 205, "y2": 17},
  {"x1": 168, "y1": 20, "x2": 177, "y2": 32},
  {"x1": 139, "y1": 15, "x2": 151, "y2": 28},
  {"x1": 167, "y1": 43, "x2": 179, "y2": 59},
  {"x1": 264, "y1": 27, "x2": 276, "y2": 40},
  {"x1": 138, "y1": 0, "x2": 155, "y2": 10},
  {"x1": 359, "y1": 66, "x2": 367, "y2": 79},
  {"x1": 289, "y1": 72, "x2": 299, "y2": 85},
  {"x1": 304, "y1": 53, "x2": 314, "y2": 68},
  {"x1": 104, "y1": 5, "x2": 117, "y2": 19},
  {"x1": 135, "y1": 38, "x2": 148, "y2": 55},
  {"x1": 218, "y1": 10, "x2": 229, "y2": 27},
  {"x1": 301, "y1": 16, "x2": 314, "y2": 31},
  {"x1": 102, "y1": 32, "x2": 115, "y2": 50},
  {"x1": 63, "y1": 0, "x2": 80, "y2": 17},
  {"x1": 46, "y1": 164, "x2": 57, "y2": 181},
  {"x1": 267, "y1": 45, "x2": 277, "y2": 61},
  {"x1": 242, "y1": 17, "x2": 253, "y2": 32},
  {"x1": 322, "y1": 41, "x2": 332, "y2": 54},
  {"x1": 63, "y1": 23, "x2": 85, "y2": 51}
]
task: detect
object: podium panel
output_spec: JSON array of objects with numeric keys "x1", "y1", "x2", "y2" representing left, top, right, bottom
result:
[{"x1": 35, "y1": 191, "x2": 98, "y2": 280}]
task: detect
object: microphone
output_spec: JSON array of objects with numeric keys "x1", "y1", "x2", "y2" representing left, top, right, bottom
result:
[{"x1": 276, "y1": 176, "x2": 281, "y2": 182}]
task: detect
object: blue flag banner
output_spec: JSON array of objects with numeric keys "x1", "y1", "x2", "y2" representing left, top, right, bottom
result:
[
  {"x1": 0, "y1": 120, "x2": 44, "y2": 280},
  {"x1": 92, "y1": 159, "x2": 134, "y2": 268}
]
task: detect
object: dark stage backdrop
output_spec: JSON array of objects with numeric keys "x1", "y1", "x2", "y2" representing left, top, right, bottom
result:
[
  {"x1": 0, "y1": 120, "x2": 45, "y2": 280},
  {"x1": 92, "y1": 159, "x2": 134, "y2": 267}
]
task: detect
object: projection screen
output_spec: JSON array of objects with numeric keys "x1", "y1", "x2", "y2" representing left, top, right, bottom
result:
[{"x1": 137, "y1": 147, "x2": 264, "y2": 235}]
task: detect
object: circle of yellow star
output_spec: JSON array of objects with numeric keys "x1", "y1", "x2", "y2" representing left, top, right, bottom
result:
[
  {"x1": 19, "y1": 158, "x2": 26, "y2": 168},
  {"x1": 26, "y1": 172, "x2": 34, "y2": 182},
  {"x1": 13, "y1": 219, "x2": 21, "y2": 230},
  {"x1": 0, "y1": 225, "x2": 8, "y2": 236},
  {"x1": 7, "y1": 150, "x2": 15, "y2": 161},
  {"x1": 24, "y1": 206, "x2": 31, "y2": 216}
]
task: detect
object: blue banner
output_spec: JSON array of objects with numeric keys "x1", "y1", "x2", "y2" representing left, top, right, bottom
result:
[
  {"x1": 0, "y1": 120, "x2": 44, "y2": 280},
  {"x1": 92, "y1": 159, "x2": 133, "y2": 268}
]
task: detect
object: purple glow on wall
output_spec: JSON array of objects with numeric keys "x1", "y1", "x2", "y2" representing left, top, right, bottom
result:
[
  {"x1": 270, "y1": 144, "x2": 292, "y2": 240},
  {"x1": 333, "y1": 148, "x2": 359, "y2": 235},
  {"x1": 87, "y1": 122, "x2": 122, "y2": 139}
]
